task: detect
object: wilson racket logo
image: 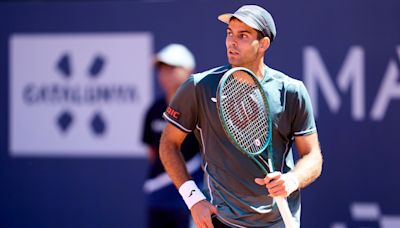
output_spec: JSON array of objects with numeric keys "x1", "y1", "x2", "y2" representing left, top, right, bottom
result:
[{"x1": 223, "y1": 88, "x2": 262, "y2": 130}]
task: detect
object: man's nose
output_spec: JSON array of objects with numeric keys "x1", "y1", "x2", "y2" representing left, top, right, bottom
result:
[{"x1": 227, "y1": 37, "x2": 238, "y2": 47}]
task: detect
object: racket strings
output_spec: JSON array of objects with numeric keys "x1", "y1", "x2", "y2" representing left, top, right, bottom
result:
[{"x1": 220, "y1": 73, "x2": 271, "y2": 155}]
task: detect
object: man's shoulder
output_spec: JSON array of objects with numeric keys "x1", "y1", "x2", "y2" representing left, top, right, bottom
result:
[
  {"x1": 267, "y1": 66, "x2": 304, "y2": 91},
  {"x1": 192, "y1": 65, "x2": 230, "y2": 84}
]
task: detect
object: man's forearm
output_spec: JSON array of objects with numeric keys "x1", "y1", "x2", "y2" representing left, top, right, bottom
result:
[
  {"x1": 159, "y1": 134, "x2": 192, "y2": 189},
  {"x1": 292, "y1": 148, "x2": 323, "y2": 189}
]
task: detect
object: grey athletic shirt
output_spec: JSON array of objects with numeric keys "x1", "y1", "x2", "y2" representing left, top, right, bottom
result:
[{"x1": 163, "y1": 65, "x2": 317, "y2": 228}]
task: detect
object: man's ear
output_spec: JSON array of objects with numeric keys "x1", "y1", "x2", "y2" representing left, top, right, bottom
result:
[{"x1": 260, "y1": 37, "x2": 271, "y2": 51}]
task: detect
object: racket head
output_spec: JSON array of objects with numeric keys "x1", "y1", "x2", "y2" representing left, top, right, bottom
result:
[{"x1": 216, "y1": 67, "x2": 272, "y2": 157}]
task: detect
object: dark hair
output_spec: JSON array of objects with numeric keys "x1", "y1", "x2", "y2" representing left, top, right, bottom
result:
[
  {"x1": 229, "y1": 17, "x2": 268, "y2": 40},
  {"x1": 256, "y1": 31, "x2": 265, "y2": 40}
]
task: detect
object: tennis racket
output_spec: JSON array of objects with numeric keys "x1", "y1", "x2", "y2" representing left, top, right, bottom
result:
[{"x1": 216, "y1": 67, "x2": 295, "y2": 228}]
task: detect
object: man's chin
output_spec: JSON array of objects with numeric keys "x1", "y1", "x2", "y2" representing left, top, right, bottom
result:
[{"x1": 228, "y1": 58, "x2": 240, "y2": 67}]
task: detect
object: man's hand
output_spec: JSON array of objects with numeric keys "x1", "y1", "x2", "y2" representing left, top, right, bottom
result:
[
  {"x1": 190, "y1": 200, "x2": 218, "y2": 228},
  {"x1": 254, "y1": 171, "x2": 299, "y2": 197}
]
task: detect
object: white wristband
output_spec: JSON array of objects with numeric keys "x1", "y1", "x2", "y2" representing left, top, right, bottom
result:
[
  {"x1": 178, "y1": 180, "x2": 206, "y2": 209},
  {"x1": 285, "y1": 172, "x2": 300, "y2": 195}
]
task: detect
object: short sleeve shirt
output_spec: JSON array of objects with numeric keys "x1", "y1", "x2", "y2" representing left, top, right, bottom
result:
[{"x1": 163, "y1": 65, "x2": 317, "y2": 227}]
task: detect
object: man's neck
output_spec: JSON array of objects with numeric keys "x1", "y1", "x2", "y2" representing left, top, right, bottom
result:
[
  {"x1": 253, "y1": 64, "x2": 265, "y2": 81},
  {"x1": 236, "y1": 61, "x2": 265, "y2": 81}
]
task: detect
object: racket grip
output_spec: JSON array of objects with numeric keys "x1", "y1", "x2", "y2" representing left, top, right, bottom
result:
[{"x1": 275, "y1": 196, "x2": 296, "y2": 228}]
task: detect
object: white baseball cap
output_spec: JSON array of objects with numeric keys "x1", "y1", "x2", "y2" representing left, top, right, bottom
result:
[{"x1": 155, "y1": 43, "x2": 196, "y2": 70}]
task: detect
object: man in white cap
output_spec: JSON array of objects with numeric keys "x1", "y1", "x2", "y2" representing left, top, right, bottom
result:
[
  {"x1": 142, "y1": 43, "x2": 203, "y2": 228},
  {"x1": 159, "y1": 5, "x2": 323, "y2": 228}
]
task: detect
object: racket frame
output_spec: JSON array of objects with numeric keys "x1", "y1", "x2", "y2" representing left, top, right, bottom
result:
[
  {"x1": 216, "y1": 67, "x2": 296, "y2": 228},
  {"x1": 216, "y1": 67, "x2": 273, "y2": 174}
]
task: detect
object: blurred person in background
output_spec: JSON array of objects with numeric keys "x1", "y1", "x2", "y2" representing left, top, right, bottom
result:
[{"x1": 142, "y1": 44, "x2": 203, "y2": 228}]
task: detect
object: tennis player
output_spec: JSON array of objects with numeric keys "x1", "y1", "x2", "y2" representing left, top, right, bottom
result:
[{"x1": 160, "y1": 5, "x2": 323, "y2": 228}]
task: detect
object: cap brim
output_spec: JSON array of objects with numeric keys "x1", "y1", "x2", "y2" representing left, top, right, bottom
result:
[
  {"x1": 217, "y1": 13, "x2": 233, "y2": 24},
  {"x1": 154, "y1": 57, "x2": 164, "y2": 66},
  {"x1": 155, "y1": 57, "x2": 178, "y2": 68},
  {"x1": 218, "y1": 13, "x2": 260, "y2": 34},
  {"x1": 155, "y1": 55, "x2": 193, "y2": 69}
]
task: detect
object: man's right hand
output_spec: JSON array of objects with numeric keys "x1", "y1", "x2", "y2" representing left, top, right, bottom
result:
[{"x1": 190, "y1": 200, "x2": 218, "y2": 228}]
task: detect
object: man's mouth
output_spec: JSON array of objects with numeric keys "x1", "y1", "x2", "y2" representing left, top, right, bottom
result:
[{"x1": 228, "y1": 49, "x2": 239, "y2": 56}]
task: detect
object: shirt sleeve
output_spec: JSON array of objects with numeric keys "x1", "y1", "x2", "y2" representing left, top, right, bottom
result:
[
  {"x1": 163, "y1": 75, "x2": 198, "y2": 133},
  {"x1": 290, "y1": 82, "x2": 317, "y2": 137}
]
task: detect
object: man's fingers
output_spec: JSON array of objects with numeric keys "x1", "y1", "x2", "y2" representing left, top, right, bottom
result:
[
  {"x1": 269, "y1": 184, "x2": 285, "y2": 194},
  {"x1": 204, "y1": 215, "x2": 214, "y2": 228},
  {"x1": 194, "y1": 215, "x2": 213, "y2": 228},
  {"x1": 255, "y1": 172, "x2": 282, "y2": 185},
  {"x1": 205, "y1": 204, "x2": 217, "y2": 228},
  {"x1": 261, "y1": 172, "x2": 280, "y2": 185},
  {"x1": 265, "y1": 171, "x2": 281, "y2": 181},
  {"x1": 256, "y1": 172, "x2": 289, "y2": 197},
  {"x1": 191, "y1": 201, "x2": 216, "y2": 228},
  {"x1": 264, "y1": 172, "x2": 287, "y2": 197},
  {"x1": 268, "y1": 183, "x2": 289, "y2": 197},
  {"x1": 210, "y1": 204, "x2": 218, "y2": 214},
  {"x1": 266, "y1": 178, "x2": 284, "y2": 189},
  {"x1": 254, "y1": 177, "x2": 265, "y2": 185}
]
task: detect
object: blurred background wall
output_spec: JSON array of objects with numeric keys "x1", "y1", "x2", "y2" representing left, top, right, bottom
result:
[{"x1": 0, "y1": 0, "x2": 399, "y2": 227}]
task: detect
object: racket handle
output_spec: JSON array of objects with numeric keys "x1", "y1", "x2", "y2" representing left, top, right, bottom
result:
[{"x1": 275, "y1": 196, "x2": 296, "y2": 228}]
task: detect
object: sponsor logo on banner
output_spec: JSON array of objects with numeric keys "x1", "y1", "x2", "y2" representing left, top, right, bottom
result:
[
  {"x1": 330, "y1": 202, "x2": 400, "y2": 228},
  {"x1": 9, "y1": 33, "x2": 153, "y2": 157},
  {"x1": 303, "y1": 46, "x2": 400, "y2": 121}
]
